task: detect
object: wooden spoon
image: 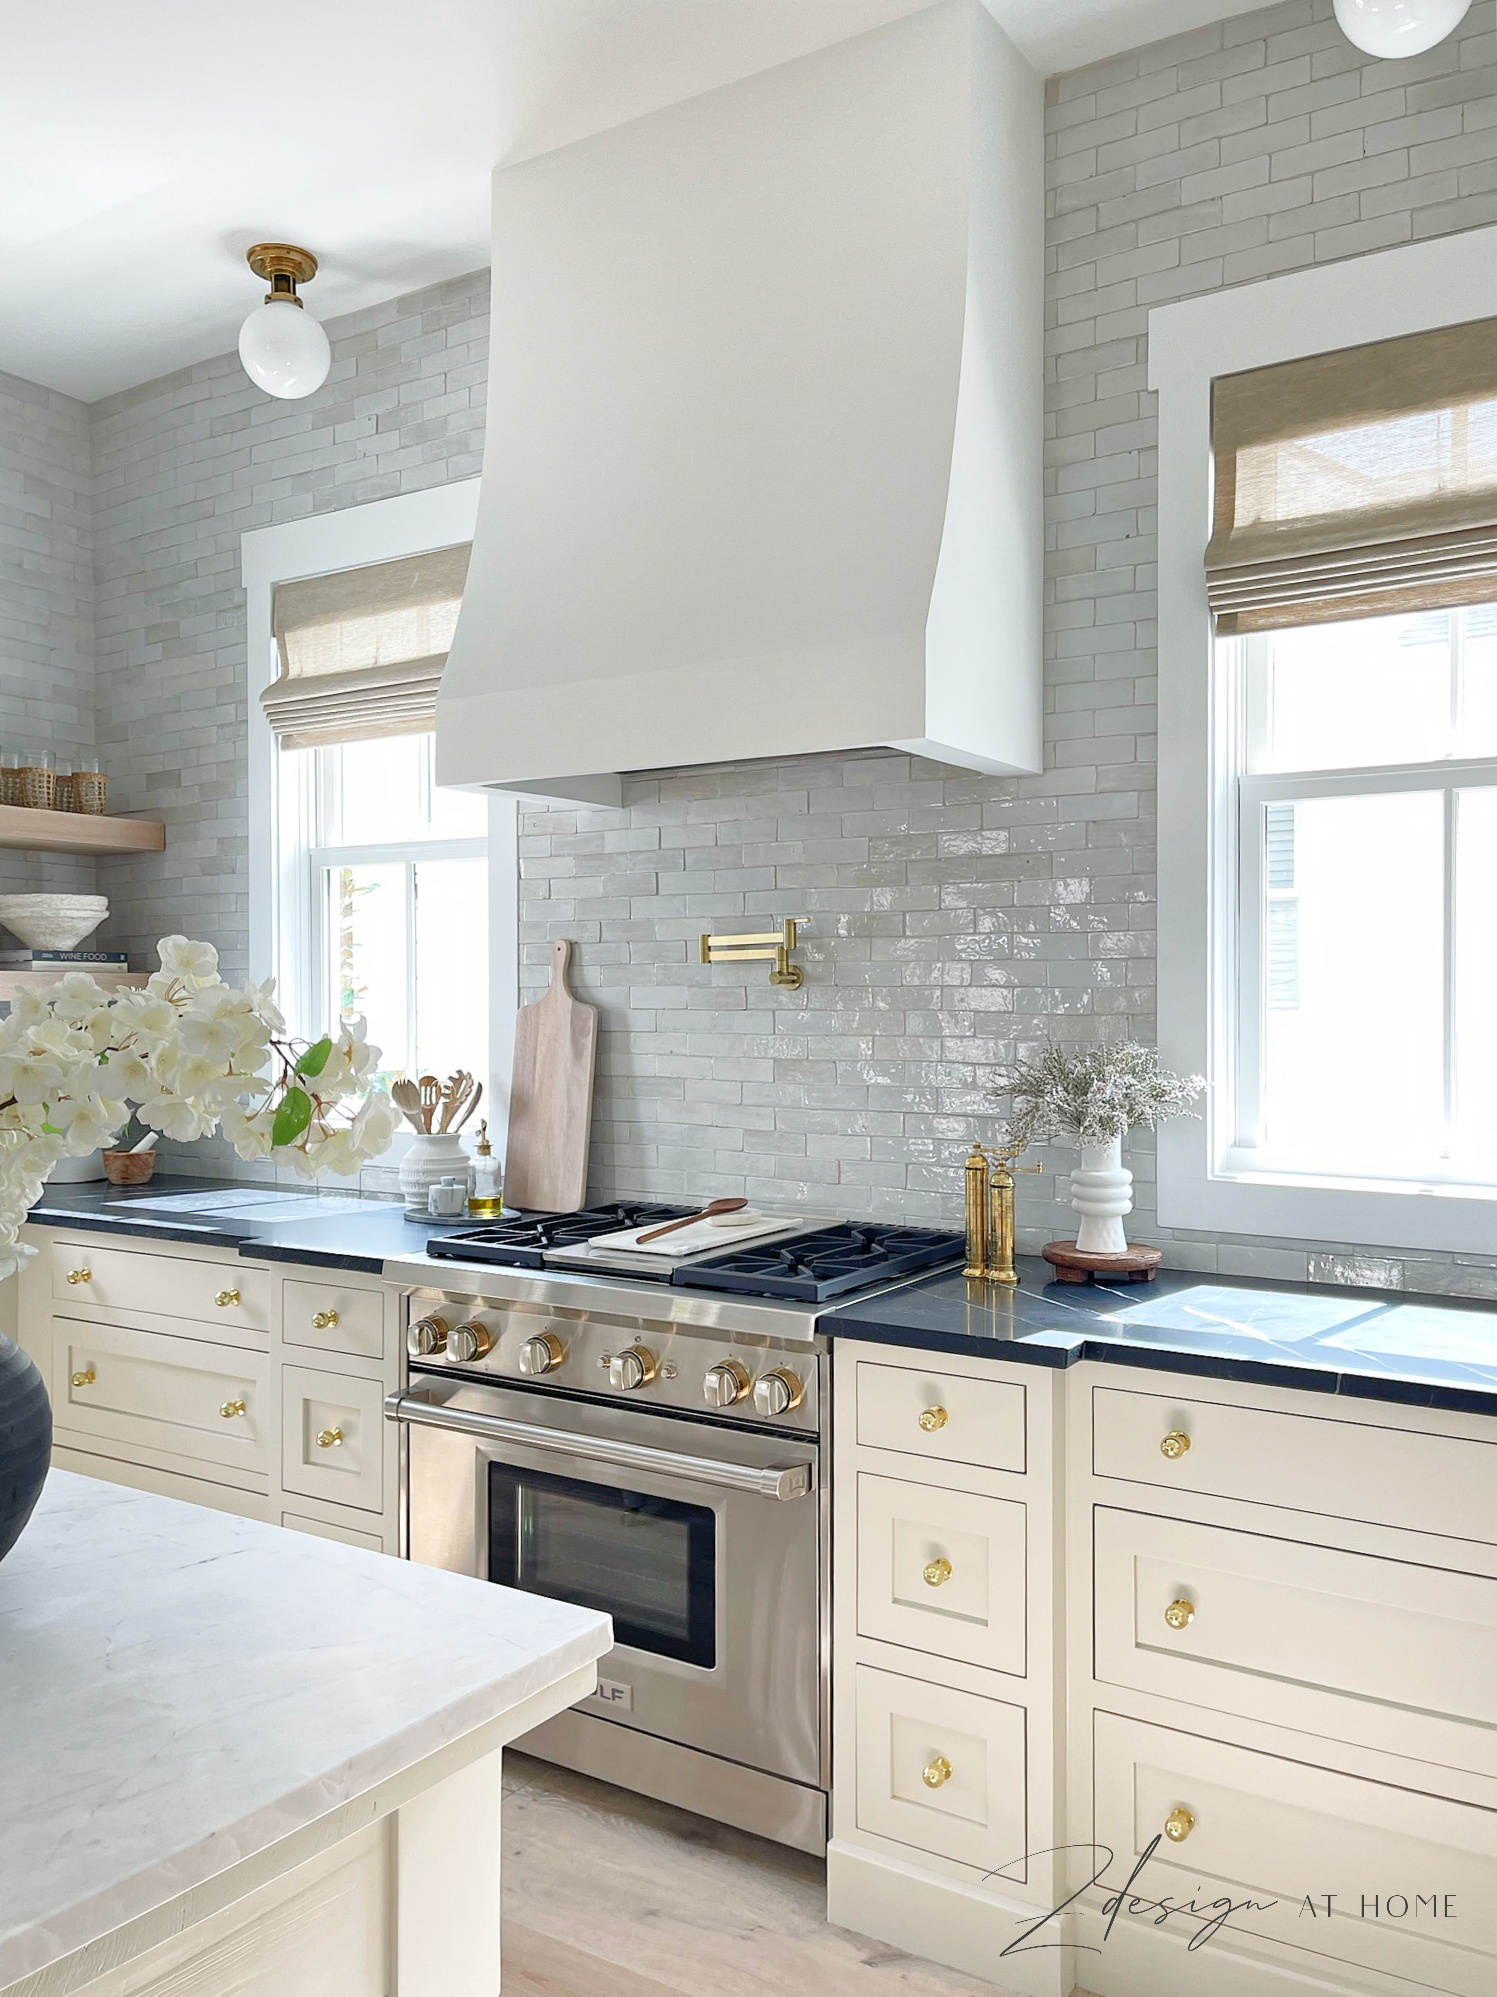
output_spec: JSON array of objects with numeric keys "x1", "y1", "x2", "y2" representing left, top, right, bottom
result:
[
  {"x1": 417, "y1": 1074, "x2": 442, "y2": 1133},
  {"x1": 635, "y1": 1198, "x2": 748, "y2": 1245},
  {"x1": 390, "y1": 1078, "x2": 429, "y2": 1136}
]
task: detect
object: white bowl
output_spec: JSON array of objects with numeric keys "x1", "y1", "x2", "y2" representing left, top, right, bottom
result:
[{"x1": 0, "y1": 893, "x2": 109, "y2": 950}]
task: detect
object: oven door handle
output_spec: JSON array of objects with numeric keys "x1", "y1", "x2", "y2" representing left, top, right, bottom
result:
[{"x1": 384, "y1": 1389, "x2": 815, "y2": 1501}]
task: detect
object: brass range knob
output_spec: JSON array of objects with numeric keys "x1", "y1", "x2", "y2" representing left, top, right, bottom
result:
[
  {"x1": 753, "y1": 1368, "x2": 803, "y2": 1418},
  {"x1": 407, "y1": 1315, "x2": 450, "y2": 1358},
  {"x1": 1165, "y1": 1807, "x2": 1195, "y2": 1843},
  {"x1": 66, "y1": 1267, "x2": 91, "y2": 1285},
  {"x1": 923, "y1": 1558, "x2": 953, "y2": 1588},
  {"x1": 220, "y1": 1398, "x2": 247, "y2": 1419},
  {"x1": 609, "y1": 1346, "x2": 657, "y2": 1391},
  {"x1": 703, "y1": 1360, "x2": 749, "y2": 1409},
  {"x1": 1165, "y1": 1598, "x2": 1196, "y2": 1631},
  {"x1": 215, "y1": 1288, "x2": 241, "y2": 1309},
  {"x1": 71, "y1": 1367, "x2": 96, "y2": 1388},
  {"x1": 918, "y1": 1405, "x2": 948, "y2": 1433},
  {"x1": 317, "y1": 1426, "x2": 344, "y2": 1449},
  {"x1": 449, "y1": 1320, "x2": 495, "y2": 1364},
  {"x1": 311, "y1": 1308, "x2": 339, "y2": 1330},
  {"x1": 922, "y1": 1756, "x2": 953, "y2": 1790},
  {"x1": 518, "y1": 1332, "x2": 564, "y2": 1377},
  {"x1": 1160, "y1": 1430, "x2": 1191, "y2": 1460}
]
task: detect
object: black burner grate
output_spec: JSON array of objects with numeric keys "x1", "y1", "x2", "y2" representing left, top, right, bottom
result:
[
  {"x1": 676, "y1": 1223, "x2": 965, "y2": 1301},
  {"x1": 426, "y1": 1202, "x2": 695, "y2": 1268}
]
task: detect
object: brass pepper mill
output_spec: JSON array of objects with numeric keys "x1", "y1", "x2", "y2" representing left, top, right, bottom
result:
[
  {"x1": 987, "y1": 1148, "x2": 1043, "y2": 1287},
  {"x1": 964, "y1": 1142, "x2": 990, "y2": 1278}
]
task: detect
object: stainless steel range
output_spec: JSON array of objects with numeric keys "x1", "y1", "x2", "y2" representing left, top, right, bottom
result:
[{"x1": 383, "y1": 1204, "x2": 962, "y2": 1855}]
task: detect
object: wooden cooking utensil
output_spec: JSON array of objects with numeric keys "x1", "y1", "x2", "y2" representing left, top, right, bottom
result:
[
  {"x1": 635, "y1": 1198, "x2": 748, "y2": 1244},
  {"x1": 417, "y1": 1074, "x2": 442, "y2": 1133},
  {"x1": 438, "y1": 1070, "x2": 474, "y2": 1133},
  {"x1": 453, "y1": 1080, "x2": 483, "y2": 1133},
  {"x1": 504, "y1": 939, "x2": 598, "y2": 1212},
  {"x1": 390, "y1": 1078, "x2": 429, "y2": 1136}
]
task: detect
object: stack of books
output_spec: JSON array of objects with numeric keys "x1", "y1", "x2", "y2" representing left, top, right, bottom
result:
[{"x1": 0, "y1": 948, "x2": 129, "y2": 970}]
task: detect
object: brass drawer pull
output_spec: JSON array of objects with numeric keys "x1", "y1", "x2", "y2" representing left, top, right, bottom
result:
[
  {"x1": 317, "y1": 1426, "x2": 344, "y2": 1449},
  {"x1": 220, "y1": 1398, "x2": 247, "y2": 1419},
  {"x1": 215, "y1": 1288, "x2": 241, "y2": 1309},
  {"x1": 71, "y1": 1367, "x2": 96, "y2": 1388},
  {"x1": 918, "y1": 1406, "x2": 948, "y2": 1433},
  {"x1": 1165, "y1": 1598, "x2": 1196, "y2": 1631},
  {"x1": 923, "y1": 1557, "x2": 953, "y2": 1588},
  {"x1": 922, "y1": 1755, "x2": 953, "y2": 1790},
  {"x1": 1165, "y1": 1806, "x2": 1195, "y2": 1843},
  {"x1": 1160, "y1": 1430, "x2": 1191, "y2": 1460},
  {"x1": 66, "y1": 1267, "x2": 91, "y2": 1284},
  {"x1": 311, "y1": 1308, "x2": 339, "y2": 1330}
]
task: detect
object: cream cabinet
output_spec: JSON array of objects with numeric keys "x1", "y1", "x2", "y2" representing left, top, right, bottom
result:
[
  {"x1": 834, "y1": 1340, "x2": 1497, "y2": 1997},
  {"x1": 19, "y1": 1225, "x2": 402, "y2": 1555}
]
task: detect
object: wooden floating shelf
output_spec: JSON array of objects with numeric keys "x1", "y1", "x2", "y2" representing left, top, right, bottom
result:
[
  {"x1": 0, "y1": 804, "x2": 165, "y2": 856},
  {"x1": 0, "y1": 970, "x2": 150, "y2": 1000}
]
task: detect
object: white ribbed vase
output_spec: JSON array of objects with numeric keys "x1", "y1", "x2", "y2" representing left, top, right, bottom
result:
[
  {"x1": 398, "y1": 1133, "x2": 469, "y2": 1218},
  {"x1": 1070, "y1": 1134, "x2": 1132, "y2": 1254}
]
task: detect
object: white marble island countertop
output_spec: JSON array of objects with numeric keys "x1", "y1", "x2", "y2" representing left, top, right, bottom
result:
[{"x1": 0, "y1": 1472, "x2": 611, "y2": 1993}]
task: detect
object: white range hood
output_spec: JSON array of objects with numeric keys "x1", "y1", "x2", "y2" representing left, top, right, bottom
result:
[{"x1": 437, "y1": 0, "x2": 1043, "y2": 806}]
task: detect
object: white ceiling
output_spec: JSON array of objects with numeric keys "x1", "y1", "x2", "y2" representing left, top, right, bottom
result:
[{"x1": 0, "y1": 0, "x2": 1261, "y2": 403}]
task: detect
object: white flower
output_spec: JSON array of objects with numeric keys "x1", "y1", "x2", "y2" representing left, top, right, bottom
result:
[
  {"x1": 220, "y1": 1101, "x2": 275, "y2": 1161},
  {"x1": 350, "y1": 1092, "x2": 399, "y2": 1155},
  {"x1": 157, "y1": 936, "x2": 220, "y2": 985},
  {"x1": 133, "y1": 1092, "x2": 211, "y2": 1143},
  {"x1": 109, "y1": 993, "x2": 180, "y2": 1051},
  {"x1": 52, "y1": 1093, "x2": 127, "y2": 1155}
]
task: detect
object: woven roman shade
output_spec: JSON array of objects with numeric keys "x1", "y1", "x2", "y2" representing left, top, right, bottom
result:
[
  {"x1": 1206, "y1": 318, "x2": 1497, "y2": 633},
  {"x1": 263, "y1": 544, "x2": 471, "y2": 748}
]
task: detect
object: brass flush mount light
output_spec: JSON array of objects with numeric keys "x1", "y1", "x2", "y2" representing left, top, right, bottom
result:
[{"x1": 238, "y1": 243, "x2": 331, "y2": 399}]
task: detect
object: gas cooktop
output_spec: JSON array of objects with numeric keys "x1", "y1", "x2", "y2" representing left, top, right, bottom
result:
[
  {"x1": 427, "y1": 1205, "x2": 964, "y2": 1303},
  {"x1": 426, "y1": 1202, "x2": 695, "y2": 1270}
]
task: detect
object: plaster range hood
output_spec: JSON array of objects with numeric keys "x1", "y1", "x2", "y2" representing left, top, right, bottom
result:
[{"x1": 437, "y1": 0, "x2": 1043, "y2": 807}]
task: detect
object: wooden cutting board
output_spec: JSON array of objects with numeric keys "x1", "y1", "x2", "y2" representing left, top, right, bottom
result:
[{"x1": 504, "y1": 939, "x2": 599, "y2": 1212}]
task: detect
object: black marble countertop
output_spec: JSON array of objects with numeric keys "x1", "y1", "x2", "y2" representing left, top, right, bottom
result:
[
  {"x1": 24, "y1": 1176, "x2": 475, "y2": 1273},
  {"x1": 827, "y1": 1255, "x2": 1497, "y2": 1416}
]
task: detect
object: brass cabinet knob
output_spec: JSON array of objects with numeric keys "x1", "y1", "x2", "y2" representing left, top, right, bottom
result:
[
  {"x1": 215, "y1": 1288, "x2": 241, "y2": 1309},
  {"x1": 66, "y1": 1267, "x2": 91, "y2": 1284},
  {"x1": 918, "y1": 1406, "x2": 948, "y2": 1433},
  {"x1": 1165, "y1": 1598, "x2": 1196, "y2": 1631},
  {"x1": 1165, "y1": 1806, "x2": 1195, "y2": 1843},
  {"x1": 220, "y1": 1398, "x2": 247, "y2": 1419},
  {"x1": 922, "y1": 1756, "x2": 953, "y2": 1790},
  {"x1": 311, "y1": 1308, "x2": 339, "y2": 1330},
  {"x1": 71, "y1": 1367, "x2": 96, "y2": 1388},
  {"x1": 1160, "y1": 1430, "x2": 1191, "y2": 1460},
  {"x1": 923, "y1": 1557, "x2": 954, "y2": 1588},
  {"x1": 317, "y1": 1426, "x2": 344, "y2": 1449}
]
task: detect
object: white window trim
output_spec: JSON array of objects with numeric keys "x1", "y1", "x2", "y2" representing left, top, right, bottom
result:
[
  {"x1": 1152, "y1": 222, "x2": 1497, "y2": 1254},
  {"x1": 241, "y1": 482, "x2": 519, "y2": 1148}
]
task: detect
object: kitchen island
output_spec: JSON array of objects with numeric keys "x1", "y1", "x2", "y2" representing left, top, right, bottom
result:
[{"x1": 0, "y1": 1472, "x2": 611, "y2": 1997}]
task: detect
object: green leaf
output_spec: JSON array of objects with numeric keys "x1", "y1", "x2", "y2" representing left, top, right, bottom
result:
[
  {"x1": 294, "y1": 1036, "x2": 333, "y2": 1079},
  {"x1": 271, "y1": 1086, "x2": 314, "y2": 1150}
]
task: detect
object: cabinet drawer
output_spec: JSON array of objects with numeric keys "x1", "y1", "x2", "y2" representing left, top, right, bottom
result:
[
  {"x1": 50, "y1": 1241, "x2": 268, "y2": 1339},
  {"x1": 281, "y1": 1365, "x2": 385, "y2": 1514},
  {"x1": 281, "y1": 1277, "x2": 385, "y2": 1361},
  {"x1": 857, "y1": 1473, "x2": 1026, "y2": 1676},
  {"x1": 855, "y1": 1359, "x2": 1025, "y2": 1475},
  {"x1": 1093, "y1": 1384, "x2": 1497, "y2": 1544},
  {"x1": 1094, "y1": 1711, "x2": 1497, "y2": 1988},
  {"x1": 51, "y1": 1318, "x2": 270, "y2": 1475},
  {"x1": 1095, "y1": 1508, "x2": 1497, "y2": 1747},
  {"x1": 282, "y1": 1510, "x2": 386, "y2": 1553},
  {"x1": 854, "y1": 1664, "x2": 1026, "y2": 1876}
]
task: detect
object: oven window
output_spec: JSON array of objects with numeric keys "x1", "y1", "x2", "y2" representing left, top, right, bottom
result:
[{"x1": 488, "y1": 1463, "x2": 716, "y2": 1669}]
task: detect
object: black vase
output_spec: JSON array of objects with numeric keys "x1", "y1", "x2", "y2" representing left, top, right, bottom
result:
[{"x1": 0, "y1": 1331, "x2": 51, "y2": 1564}]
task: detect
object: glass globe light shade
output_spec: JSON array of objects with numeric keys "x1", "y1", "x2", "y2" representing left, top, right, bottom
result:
[
  {"x1": 1333, "y1": 0, "x2": 1470, "y2": 58},
  {"x1": 237, "y1": 297, "x2": 331, "y2": 400}
]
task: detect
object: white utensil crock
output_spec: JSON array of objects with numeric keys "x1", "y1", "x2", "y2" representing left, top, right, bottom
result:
[{"x1": 399, "y1": 1133, "x2": 469, "y2": 1218}]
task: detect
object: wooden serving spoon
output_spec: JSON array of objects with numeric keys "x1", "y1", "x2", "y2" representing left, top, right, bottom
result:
[
  {"x1": 417, "y1": 1074, "x2": 443, "y2": 1132},
  {"x1": 635, "y1": 1197, "x2": 748, "y2": 1245},
  {"x1": 390, "y1": 1078, "x2": 429, "y2": 1135}
]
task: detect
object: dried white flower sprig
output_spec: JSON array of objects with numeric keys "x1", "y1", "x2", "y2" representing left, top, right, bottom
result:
[
  {"x1": 0, "y1": 936, "x2": 399, "y2": 1278},
  {"x1": 1000, "y1": 1041, "x2": 1205, "y2": 1154}
]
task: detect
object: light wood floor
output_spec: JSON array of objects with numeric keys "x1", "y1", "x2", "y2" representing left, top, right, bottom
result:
[{"x1": 502, "y1": 1754, "x2": 1095, "y2": 1997}]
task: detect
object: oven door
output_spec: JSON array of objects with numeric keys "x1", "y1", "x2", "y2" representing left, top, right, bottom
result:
[{"x1": 389, "y1": 1376, "x2": 821, "y2": 1786}]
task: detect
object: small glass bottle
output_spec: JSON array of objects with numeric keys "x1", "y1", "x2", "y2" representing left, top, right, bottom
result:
[{"x1": 467, "y1": 1121, "x2": 504, "y2": 1219}]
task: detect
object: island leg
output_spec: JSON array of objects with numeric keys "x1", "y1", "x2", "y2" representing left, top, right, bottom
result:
[{"x1": 396, "y1": 1749, "x2": 502, "y2": 1994}]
